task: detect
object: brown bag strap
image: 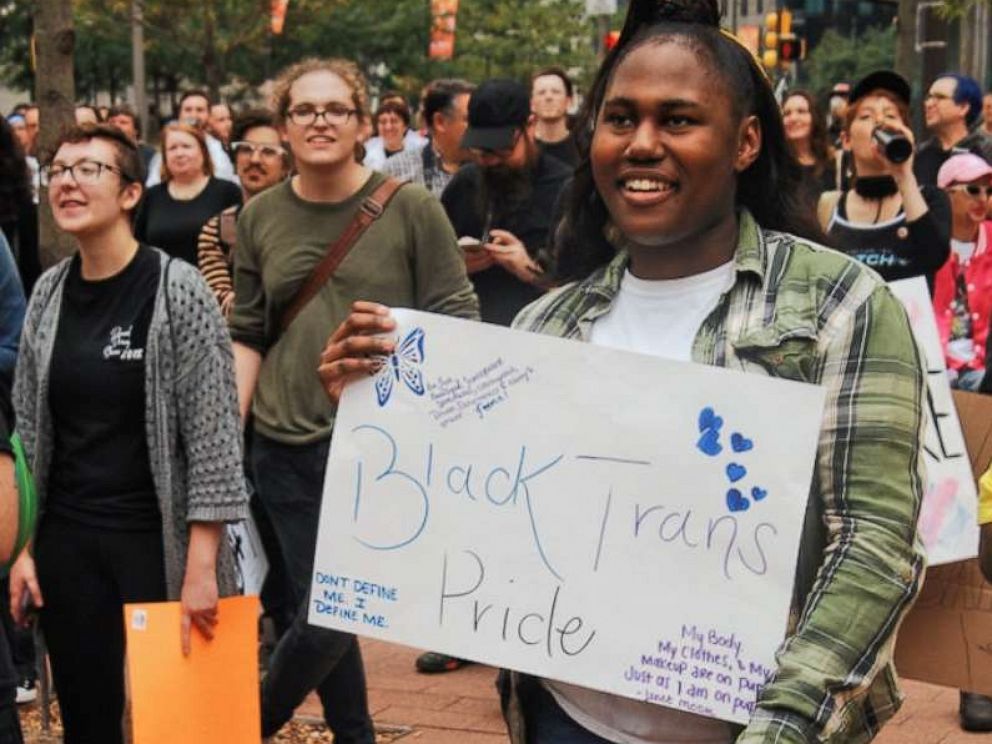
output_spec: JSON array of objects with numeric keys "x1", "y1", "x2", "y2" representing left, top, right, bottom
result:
[{"x1": 280, "y1": 177, "x2": 408, "y2": 333}]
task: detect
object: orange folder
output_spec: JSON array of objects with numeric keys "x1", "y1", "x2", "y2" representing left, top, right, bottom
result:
[{"x1": 124, "y1": 595, "x2": 261, "y2": 744}]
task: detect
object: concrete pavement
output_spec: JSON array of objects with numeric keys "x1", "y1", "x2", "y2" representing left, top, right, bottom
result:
[{"x1": 296, "y1": 639, "x2": 992, "y2": 743}]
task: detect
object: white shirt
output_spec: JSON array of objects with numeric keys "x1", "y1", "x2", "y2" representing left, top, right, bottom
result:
[
  {"x1": 951, "y1": 238, "x2": 977, "y2": 264},
  {"x1": 145, "y1": 133, "x2": 236, "y2": 187},
  {"x1": 546, "y1": 260, "x2": 736, "y2": 744},
  {"x1": 363, "y1": 129, "x2": 428, "y2": 171}
]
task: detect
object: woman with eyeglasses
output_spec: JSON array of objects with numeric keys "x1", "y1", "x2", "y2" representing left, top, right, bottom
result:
[
  {"x1": 9, "y1": 123, "x2": 247, "y2": 743},
  {"x1": 932, "y1": 153, "x2": 992, "y2": 391},
  {"x1": 229, "y1": 58, "x2": 477, "y2": 742},
  {"x1": 134, "y1": 122, "x2": 241, "y2": 266},
  {"x1": 817, "y1": 70, "x2": 950, "y2": 289}
]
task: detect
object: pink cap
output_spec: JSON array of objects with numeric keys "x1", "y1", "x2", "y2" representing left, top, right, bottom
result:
[{"x1": 938, "y1": 153, "x2": 992, "y2": 189}]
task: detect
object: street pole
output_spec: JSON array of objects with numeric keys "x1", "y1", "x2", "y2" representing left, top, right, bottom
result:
[{"x1": 131, "y1": 0, "x2": 147, "y2": 139}]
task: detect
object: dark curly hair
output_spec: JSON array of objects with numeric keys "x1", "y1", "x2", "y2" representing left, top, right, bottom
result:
[
  {"x1": 0, "y1": 117, "x2": 33, "y2": 224},
  {"x1": 554, "y1": 0, "x2": 823, "y2": 282}
]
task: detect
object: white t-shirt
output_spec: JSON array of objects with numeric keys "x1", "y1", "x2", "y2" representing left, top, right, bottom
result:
[
  {"x1": 951, "y1": 238, "x2": 977, "y2": 264},
  {"x1": 546, "y1": 260, "x2": 736, "y2": 744},
  {"x1": 145, "y1": 133, "x2": 236, "y2": 187}
]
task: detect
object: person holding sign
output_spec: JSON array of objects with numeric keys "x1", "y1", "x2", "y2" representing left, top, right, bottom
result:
[
  {"x1": 229, "y1": 58, "x2": 478, "y2": 743},
  {"x1": 320, "y1": 0, "x2": 928, "y2": 741},
  {"x1": 8, "y1": 124, "x2": 248, "y2": 744},
  {"x1": 817, "y1": 70, "x2": 951, "y2": 290}
]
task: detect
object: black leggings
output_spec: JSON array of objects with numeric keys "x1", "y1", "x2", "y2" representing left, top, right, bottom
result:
[{"x1": 34, "y1": 517, "x2": 166, "y2": 744}]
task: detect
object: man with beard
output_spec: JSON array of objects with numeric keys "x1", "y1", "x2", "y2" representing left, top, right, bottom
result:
[{"x1": 441, "y1": 79, "x2": 571, "y2": 326}]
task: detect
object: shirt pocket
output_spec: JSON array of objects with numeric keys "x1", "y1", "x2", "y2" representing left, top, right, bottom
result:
[{"x1": 731, "y1": 325, "x2": 821, "y2": 383}]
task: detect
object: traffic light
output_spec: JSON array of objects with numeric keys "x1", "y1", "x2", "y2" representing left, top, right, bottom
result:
[
  {"x1": 778, "y1": 36, "x2": 805, "y2": 61},
  {"x1": 776, "y1": 8, "x2": 804, "y2": 62},
  {"x1": 604, "y1": 30, "x2": 621, "y2": 52},
  {"x1": 761, "y1": 11, "x2": 779, "y2": 69}
]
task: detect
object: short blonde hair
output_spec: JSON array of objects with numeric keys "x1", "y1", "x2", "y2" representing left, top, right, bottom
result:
[
  {"x1": 159, "y1": 122, "x2": 213, "y2": 182},
  {"x1": 271, "y1": 58, "x2": 371, "y2": 162}
]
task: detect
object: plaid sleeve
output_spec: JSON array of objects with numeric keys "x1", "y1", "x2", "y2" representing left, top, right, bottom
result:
[{"x1": 740, "y1": 283, "x2": 927, "y2": 742}]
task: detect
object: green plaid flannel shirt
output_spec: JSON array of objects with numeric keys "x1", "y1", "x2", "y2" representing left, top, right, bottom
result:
[{"x1": 511, "y1": 210, "x2": 928, "y2": 743}]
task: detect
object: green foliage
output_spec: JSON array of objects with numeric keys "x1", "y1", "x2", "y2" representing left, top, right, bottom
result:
[
  {"x1": 800, "y1": 25, "x2": 896, "y2": 96},
  {"x1": 0, "y1": 0, "x2": 603, "y2": 106},
  {"x1": 938, "y1": 0, "x2": 992, "y2": 20}
]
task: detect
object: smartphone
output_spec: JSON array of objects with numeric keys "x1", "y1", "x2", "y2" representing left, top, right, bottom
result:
[
  {"x1": 19, "y1": 591, "x2": 38, "y2": 625},
  {"x1": 457, "y1": 236, "x2": 484, "y2": 252}
]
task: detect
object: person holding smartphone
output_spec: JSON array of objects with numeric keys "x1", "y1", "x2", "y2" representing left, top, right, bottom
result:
[
  {"x1": 817, "y1": 70, "x2": 950, "y2": 290},
  {"x1": 9, "y1": 123, "x2": 247, "y2": 744}
]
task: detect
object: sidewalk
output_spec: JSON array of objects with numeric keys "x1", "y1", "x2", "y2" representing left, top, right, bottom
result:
[{"x1": 296, "y1": 639, "x2": 991, "y2": 743}]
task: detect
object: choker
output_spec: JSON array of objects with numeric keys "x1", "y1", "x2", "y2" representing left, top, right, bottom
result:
[{"x1": 854, "y1": 176, "x2": 898, "y2": 200}]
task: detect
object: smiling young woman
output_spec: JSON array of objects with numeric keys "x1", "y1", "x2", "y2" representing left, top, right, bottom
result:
[
  {"x1": 9, "y1": 123, "x2": 247, "y2": 744},
  {"x1": 229, "y1": 58, "x2": 478, "y2": 743}
]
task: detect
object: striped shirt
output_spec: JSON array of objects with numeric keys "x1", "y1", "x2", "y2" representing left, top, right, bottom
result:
[
  {"x1": 508, "y1": 209, "x2": 928, "y2": 743},
  {"x1": 196, "y1": 205, "x2": 239, "y2": 318}
]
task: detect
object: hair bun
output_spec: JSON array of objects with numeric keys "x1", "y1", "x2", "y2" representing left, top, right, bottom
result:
[{"x1": 619, "y1": 0, "x2": 722, "y2": 43}]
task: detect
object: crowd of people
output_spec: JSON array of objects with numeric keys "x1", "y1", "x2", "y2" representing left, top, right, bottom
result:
[{"x1": 2, "y1": 0, "x2": 992, "y2": 741}]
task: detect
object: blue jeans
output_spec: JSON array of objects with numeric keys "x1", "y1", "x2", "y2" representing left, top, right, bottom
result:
[
  {"x1": 524, "y1": 681, "x2": 616, "y2": 743},
  {"x1": 252, "y1": 433, "x2": 374, "y2": 743}
]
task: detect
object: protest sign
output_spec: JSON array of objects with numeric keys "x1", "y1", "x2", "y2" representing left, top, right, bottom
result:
[
  {"x1": 227, "y1": 513, "x2": 269, "y2": 596},
  {"x1": 309, "y1": 309, "x2": 825, "y2": 724},
  {"x1": 889, "y1": 276, "x2": 978, "y2": 565},
  {"x1": 894, "y1": 390, "x2": 992, "y2": 695},
  {"x1": 124, "y1": 596, "x2": 260, "y2": 744}
]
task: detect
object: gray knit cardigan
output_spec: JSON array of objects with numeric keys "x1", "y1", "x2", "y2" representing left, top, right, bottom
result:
[{"x1": 13, "y1": 249, "x2": 248, "y2": 599}]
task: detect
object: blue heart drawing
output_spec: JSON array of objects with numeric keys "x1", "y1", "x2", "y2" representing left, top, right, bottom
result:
[
  {"x1": 697, "y1": 429, "x2": 722, "y2": 457},
  {"x1": 731, "y1": 433, "x2": 754, "y2": 453},
  {"x1": 698, "y1": 407, "x2": 724, "y2": 434},
  {"x1": 726, "y1": 463, "x2": 747, "y2": 482},
  {"x1": 726, "y1": 488, "x2": 750, "y2": 512},
  {"x1": 751, "y1": 486, "x2": 768, "y2": 502}
]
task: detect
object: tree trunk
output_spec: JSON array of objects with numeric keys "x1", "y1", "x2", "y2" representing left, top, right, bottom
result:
[
  {"x1": 893, "y1": 0, "x2": 918, "y2": 90},
  {"x1": 33, "y1": 0, "x2": 77, "y2": 268}
]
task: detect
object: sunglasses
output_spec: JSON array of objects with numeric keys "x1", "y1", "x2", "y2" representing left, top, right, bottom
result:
[{"x1": 948, "y1": 184, "x2": 992, "y2": 198}]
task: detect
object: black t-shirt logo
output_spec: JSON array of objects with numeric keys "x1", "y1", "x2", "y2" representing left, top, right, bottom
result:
[{"x1": 103, "y1": 325, "x2": 144, "y2": 361}]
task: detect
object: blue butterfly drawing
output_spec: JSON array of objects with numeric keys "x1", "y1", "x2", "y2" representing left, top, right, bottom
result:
[{"x1": 374, "y1": 327, "x2": 426, "y2": 407}]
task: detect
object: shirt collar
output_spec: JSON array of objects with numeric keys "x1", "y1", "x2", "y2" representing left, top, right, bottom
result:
[{"x1": 582, "y1": 208, "x2": 767, "y2": 301}]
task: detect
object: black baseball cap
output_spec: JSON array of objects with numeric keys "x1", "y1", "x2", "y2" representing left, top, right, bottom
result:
[
  {"x1": 849, "y1": 70, "x2": 911, "y2": 107},
  {"x1": 461, "y1": 79, "x2": 531, "y2": 151}
]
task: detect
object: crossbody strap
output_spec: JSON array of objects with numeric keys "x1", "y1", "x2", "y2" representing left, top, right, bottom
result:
[{"x1": 280, "y1": 177, "x2": 408, "y2": 334}]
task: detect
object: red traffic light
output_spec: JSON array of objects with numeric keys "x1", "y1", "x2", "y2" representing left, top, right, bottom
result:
[
  {"x1": 604, "y1": 30, "x2": 621, "y2": 51},
  {"x1": 778, "y1": 35, "x2": 803, "y2": 61}
]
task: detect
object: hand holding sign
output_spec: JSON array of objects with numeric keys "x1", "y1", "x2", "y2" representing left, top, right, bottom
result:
[{"x1": 318, "y1": 302, "x2": 397, "y2": 404}]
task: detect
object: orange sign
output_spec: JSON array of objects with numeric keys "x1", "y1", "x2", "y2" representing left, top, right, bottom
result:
[
  {"x1": 271, "y1": 0, "x2": 290, "y2": 35},
  {"x1": 124, "y1": 596, "x2": 261, "y2": 744},
  {"x1": 429, "y1": 0, "x2": 459, "y2": 60}
]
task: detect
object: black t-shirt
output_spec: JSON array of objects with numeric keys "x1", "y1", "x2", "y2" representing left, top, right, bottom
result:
[
  {"x1": 914, "y1": 131, "x2": 992, "y2": 187},
  {"x1": 441, "y1": 153, "x2": 571, "y2": 326},
  {"x1": 134, "y1": 177, "x2": 242, "y2": 265},
  {"x1": 47, "y1": 244, "x2": 162, "y2": 531},
  {"x1": 825, "y1": 185, "x2": 951, "y2": 289},
  {"x1": 538, "y1": 135, "x2": 579, "y2": 168}
]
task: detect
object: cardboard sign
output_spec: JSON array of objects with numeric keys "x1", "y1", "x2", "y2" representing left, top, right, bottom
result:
[
  {"x1": 889, "y1": 277, "x2": 979, "y2": 565},
  {"x1": 309, "y1": 310, "x2": 826, "y2": 724},
  {"x1": 124, "y1": 596, "x2": 261, "y2": 744},
  {"x1": 895, "y1": 390, "x2": 992, "y2": 694}
]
